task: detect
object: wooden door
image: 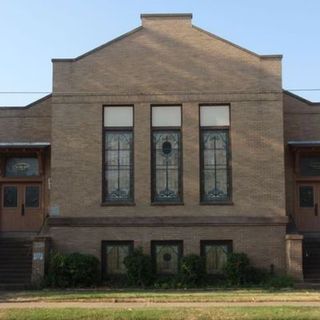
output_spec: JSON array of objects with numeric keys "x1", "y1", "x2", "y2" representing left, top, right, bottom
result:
[
  {"x1": 296, "y1": 182, "x2": 320, "y2": 232},
  {"x1": 0, "y1": 183, "x2": 43, "y2": 232}
]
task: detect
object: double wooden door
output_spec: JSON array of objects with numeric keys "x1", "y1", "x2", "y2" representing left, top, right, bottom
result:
[
  {"x1": 0, "y1": 183, "x2": 43, "y2": 232},
  {"x1": 296, "y1": 182, "x2": 320, "y2": 232}
]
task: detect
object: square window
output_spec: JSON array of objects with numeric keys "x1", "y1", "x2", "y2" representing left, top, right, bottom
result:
[
  {"x1": 152, "y1": 106, "x2": 181, "y2": 127},
  {"x1": 151, "y1": 241, "x2": 183, "y2": 275},
  {"x1": 104, "y1": 106, "x2": 133, "y2": 127},
  {"x1": 200, "y1": 105, "x2": 230, "y2": 127},
  {"x1": 201, "y1": 241, "x2": 232, "y2": 274},
  {"x1": 102, "y1": 241, "x2": 133, "y2": 277}
]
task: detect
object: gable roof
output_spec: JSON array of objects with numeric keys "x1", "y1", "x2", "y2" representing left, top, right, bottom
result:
[{"x1": 52, "y1": 14, "x2": 282, "y2": 63}]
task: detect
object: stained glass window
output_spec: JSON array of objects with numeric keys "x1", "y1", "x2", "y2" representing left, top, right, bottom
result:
[
  {"x1": 25, "y1": 186, "x2": 40, "y2": 208},
  {"x1": 201, "y1": 241, "x2": 232, "y2": 274},
  {"x1": 5, "y1": 157, "x2": 39, "y2": 177},
  {"x1": 104, "y1": 131, "x2": 133, "y2": 202},
  {"x1": 201, "y1": 130, "x2": 230, "y2": 202},
  {"x1": 152, "y1": 131, "x2": 181, "y2": 202},
  {"x1": 152, "y1": 242, "x2": 182, "y2": 274},
  {"x1": 104, "y1": 243, "x2": 132, "y2": 275},
  {"x1": 3, "y1": 186, "x2": 18, "y2": 208}
]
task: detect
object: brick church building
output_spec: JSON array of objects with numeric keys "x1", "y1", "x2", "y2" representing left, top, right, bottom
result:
[{"x1": 0, "y1": 14, "x2": 319, "y2": 286}]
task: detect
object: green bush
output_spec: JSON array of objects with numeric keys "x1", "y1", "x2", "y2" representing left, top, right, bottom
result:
[
  {"x1": 265, "y1": 275, "x2": 294, "y2": 288},
  {"x1": 46, "y1": 251, "x2": 100, "y2": 288},
  {"x1": 153, "y1": 276, "x2": 183, "y2": 289},
  {"x1": 244, "y1": 266, "x2": 269, "y2": 285},
  {"x1": 224, "y1": 252, "x2": 293, "y2": 287},
  {"x1": 224, "y1": 252, "x2": 253, "y2": 286},
  {"x1": 124, "y1": 247, "x2": 154, "y2": 287},
  {"x1": 180, "y1": 254, "x2": 205, "y2": 287}
]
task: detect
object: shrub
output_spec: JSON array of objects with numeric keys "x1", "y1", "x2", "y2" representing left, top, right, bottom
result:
[
  {"x1": 180, "y1": 254, "x2": 205, "y2": 287},
  {"x1": 245, "y1": 266, "x2": 269, "y2": 285},
  {"x1": 224, "y1": 252, "x2": 252, "y2": 286},
  {"x1": 65, "y1": 253, "x2": 100, "y2": 287},
  {"x1": 153, "y1": 276, "x2": 183, "y2": 289},
  {"x1": 265, "y1": 275, "x2": 294, "y2": 289},
  {"x1": 124, "y1": 247, "x2": 154, "y2": 287},
  {"x1": 46, "y1": 251, "x2": 100, "y2": 288}
]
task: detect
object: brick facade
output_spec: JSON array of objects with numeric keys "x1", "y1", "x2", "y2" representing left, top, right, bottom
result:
[{"x1": 1, "y1": 14, "x2": 318, "y2": 281}]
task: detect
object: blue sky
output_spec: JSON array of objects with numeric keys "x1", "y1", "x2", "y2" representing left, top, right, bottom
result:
[{"x1": 0, "y1": 0, "x2": 319, "y2": 106}]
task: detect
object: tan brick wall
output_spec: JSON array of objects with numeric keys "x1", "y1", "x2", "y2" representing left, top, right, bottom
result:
[
  {"x1": 49, "y1": 225, "x2": 286, "y2": 273},
  {"x1": 53, "y1": 19, "x2": 281, "y2": 94},
  {"x1": 0, "y1": 15, "x2": 288, "y2": 273},
  {"x1": 283, "y1": 92, "x2": 320, "y2": 220},
  {"x1": 50, "y1": 16, "x2": 285, "y2": 219},
  {"x1": 0, "y1": 95, "x2": 51, "y2": 142}
]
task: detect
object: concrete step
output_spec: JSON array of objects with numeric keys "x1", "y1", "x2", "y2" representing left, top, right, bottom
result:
[
  {"x1": 0, "y1": 283, "x2": 30, "y2": 290},
  {"x1": 0, "y1": 238, "x2": 33, "y2": 287}
]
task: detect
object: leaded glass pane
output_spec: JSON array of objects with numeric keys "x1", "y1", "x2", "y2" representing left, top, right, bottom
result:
[
  {"x1": 3, "y1": 186, "x2": 17, "y2": 208},
  {"x1": 202, "y1": 130, "x2": 230, "y2": 202},
  {"x1": 106, "y1": 244, "x2": 130, "y2": 274},
  {"x1": 153, "y1": 131, "x2": 181, "y2": 202},
  {"x1": 205, "y1": 244, "x2": 229, "y2": 274},
  {"x1": 299, "y1": 186, "x2": 314, "y2": 207},
  {"x1": 300, "y1": 156, "x2": 320, "y2": 176},
  {"x1": 155, "y1": 244, "x2": 180, "y2": 274},
  {"x1": 5, "y1": 157, "x2": 39, "y2": 177},
  {"x1": 25, "y1": 186, "x2": 40, "y2": 208},
  {"x1": 104, "y1": 131, "x2": 133, "y2": 202}
]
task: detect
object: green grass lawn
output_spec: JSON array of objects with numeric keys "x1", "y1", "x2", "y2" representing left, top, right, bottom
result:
[
  {"x1": 1, "y1": 289, "x2": 320, "y2": 303},
  {"x1": 2, "y1": 307, "x2": 320, "y2": 320}
]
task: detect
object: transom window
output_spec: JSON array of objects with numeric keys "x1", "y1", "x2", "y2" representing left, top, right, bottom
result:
[
  {"x1": 102, "y1": 241, "x2": 133, "y2": 277},
  {"x1": 103, "y1": 106, "x2": 134, "y2": 203},
  {"x1": 299, "y1": 155, "x2": 320, "y2": 177},
  {"x1": 151, "y1": 106, "x2": 182, "y2": 203},
  {"x1": 201, "y1": 240, "x2": 232, "y2": 274},
  {"x1": 200, "y1": 105, "x2": 231, "y2": 203},
  {"x1": 151, "y1": 241, "x2": 183, "y2": 275},
  {"x1": 5, "y1": 157, "x2": 39, "y2": 177}
]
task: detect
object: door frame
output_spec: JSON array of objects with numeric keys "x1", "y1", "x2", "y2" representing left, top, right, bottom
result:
[
  {"x1": 295, "y1": 181, "x2": 320, "y2": 232},
  {"x1": 0, "y1": 149, "x2": 46, "y2": 232},
  {"x1": 292, "y1": 148, "x2": 320, "y2": 232}
]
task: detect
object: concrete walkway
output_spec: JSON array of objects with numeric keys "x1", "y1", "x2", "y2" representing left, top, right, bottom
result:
[{"x1": 1, "y1": 301, "x2": 320, "y2": 309}]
